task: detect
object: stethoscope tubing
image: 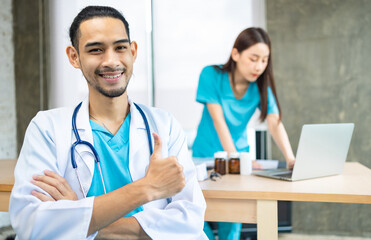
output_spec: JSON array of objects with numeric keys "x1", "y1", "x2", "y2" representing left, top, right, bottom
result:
[
  {"x1": 71, "y1": 101, "x2": 152, "y2": 197},
  {"x1": 133, "y1": 103, "x2": 153, "y2": 155}
]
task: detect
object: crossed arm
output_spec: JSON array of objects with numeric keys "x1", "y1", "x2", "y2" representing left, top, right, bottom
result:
[
  {"x1": 31, "y1": 170, "x2": 149, "y2": 239},
  {"x1": 31, "y1": 133, "x2": 184, "y2": 239}
]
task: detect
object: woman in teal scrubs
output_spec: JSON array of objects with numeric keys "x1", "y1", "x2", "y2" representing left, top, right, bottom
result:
[{"x1": 192, "y1": 27, "x2": 295, "y2": 240}]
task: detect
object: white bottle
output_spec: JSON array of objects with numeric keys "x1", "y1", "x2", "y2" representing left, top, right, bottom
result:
[{"x1": 240, "y1": 152, "x2": 253, "y2": 175}]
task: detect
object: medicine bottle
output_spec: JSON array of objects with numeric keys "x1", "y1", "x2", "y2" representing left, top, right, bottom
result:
[
  {"x1": 228, "y1": 152, "x2": 240, "y2": 174},
  {"x1": 214, "y1": 151, "x2": 227, "y2": 175}
]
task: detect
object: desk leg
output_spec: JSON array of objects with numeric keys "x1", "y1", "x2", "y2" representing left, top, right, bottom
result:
[
  {"x1": 0, "y1": 192, "x2": 11, "y2": 212},
  {"x1": 257, "y1": 200, "x2": 278, "y2": 240}
]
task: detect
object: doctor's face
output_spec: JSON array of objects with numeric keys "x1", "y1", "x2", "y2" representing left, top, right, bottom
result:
[
  {"x1": 67, "y1": 17, "x2": 137, "y2": 98},
  {"x1": 232, "y1": 43, "x2": 270, "y2": 82}
]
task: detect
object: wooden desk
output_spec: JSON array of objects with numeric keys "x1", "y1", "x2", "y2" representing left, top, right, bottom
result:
[
  {"x1": 200, "y1": 162, "x2": 371, "y2": 240},
  {"x1": 0, "y1": 160, "x2": 16, "y2": 212},
  {"x1": 1, "y1": 161, "x2": 370, "y2": 239}
]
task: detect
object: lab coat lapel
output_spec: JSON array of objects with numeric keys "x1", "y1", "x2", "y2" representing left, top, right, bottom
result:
[{"x1": 128, "y1": 98, "x2": 151, "y2": 181}]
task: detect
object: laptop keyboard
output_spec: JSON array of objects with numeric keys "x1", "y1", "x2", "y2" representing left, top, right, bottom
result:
[{"x1": 274, "y1": 172, "x2": 293, "y2": 178}]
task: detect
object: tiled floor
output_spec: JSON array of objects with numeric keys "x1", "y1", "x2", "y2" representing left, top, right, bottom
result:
[
  {"x1": 278, "y1": 233, "x2": 371, "y2": 240},
  {"x1": 0, "y1": 226, "x2": 15, "y2": 240},
  {"x1": 2, "y1": 226, "x2": 371, "y2": 240}
]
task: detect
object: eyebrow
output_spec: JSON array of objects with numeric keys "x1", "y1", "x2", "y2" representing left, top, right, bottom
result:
[
  {"x1": 251, "y1": 53, "x2": 269, "y2": 58},
  {"x1": 114, "y1": 39, "x2": 130, "y2": 45},
  {"x1": 84, "y1": 39, "x2": 130, "y2": 49}
]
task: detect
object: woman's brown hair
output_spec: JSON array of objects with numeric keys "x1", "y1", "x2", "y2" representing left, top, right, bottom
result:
[{"x1": 214, "y1": 27, "x2": 281, "y2": 121}]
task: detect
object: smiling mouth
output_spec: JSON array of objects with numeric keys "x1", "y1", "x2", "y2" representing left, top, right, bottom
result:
[
  {"x1": 101, "y1": 73, "x2": 122, "y2": 79},
  {"x1": 96, "y1": 67, "x2": 126, "y2": 79},
  {"x1": 98, "y1": 72, "x2": 124, "y2": 83}
]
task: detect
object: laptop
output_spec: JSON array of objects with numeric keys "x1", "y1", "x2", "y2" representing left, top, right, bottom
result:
[{"x1": 253, "y1": 123, "x2": 354, "y2": 181}]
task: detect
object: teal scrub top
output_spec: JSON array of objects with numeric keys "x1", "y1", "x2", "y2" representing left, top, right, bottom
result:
[
  {"x1": 87, "y1": 113, "x2": 143, "y2": 216},
  {"x1": 192, "y1": 65, "x2": 279, "y2": 157}
]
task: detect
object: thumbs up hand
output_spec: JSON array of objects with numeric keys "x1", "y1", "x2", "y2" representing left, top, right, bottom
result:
[{"x1": 144, "y1": 133, "x2": 185, "y2": 201}]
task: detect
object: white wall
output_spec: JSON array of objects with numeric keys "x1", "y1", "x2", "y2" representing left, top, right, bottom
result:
[
  {"x1": 153, "y1": 0, "x2": 267, "y2": 130},
  {"x1": 48, "y1": 0, "x2": 152, "y2": 108},
  {"x1": 0, "y1": 0, "x2": 17, "y2": 159},
  {"x1": 0, "y1": 0, "x2": 267, "y2": 227},
  {"x1": 48, "y1": 0, "x2": 267, "y2": 132}
]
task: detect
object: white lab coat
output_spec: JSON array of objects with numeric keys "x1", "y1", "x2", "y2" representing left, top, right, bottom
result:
[{"x1": 9, "y1": 98, "x2": 207, "y2": 240}]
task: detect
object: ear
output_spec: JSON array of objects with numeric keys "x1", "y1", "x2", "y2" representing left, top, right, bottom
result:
[
  {"x1": 130, "y1": 41, "x2": 138, "y2": 61},
  {"x1": 231, "y1": 48, "x2": 240, "y2": 62},
  {"x1": 66, "y1": 46, "x2": 81, "y2": 69}
]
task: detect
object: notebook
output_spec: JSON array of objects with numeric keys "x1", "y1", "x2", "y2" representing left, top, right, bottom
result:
[{"x1": 253, "y1": 123, "x2": 354, "y2": 181}]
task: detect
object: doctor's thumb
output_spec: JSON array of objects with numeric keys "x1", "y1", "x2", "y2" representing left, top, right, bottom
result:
[{"x1": 151, "y1": 132, "x2": 162, "y2": 160}]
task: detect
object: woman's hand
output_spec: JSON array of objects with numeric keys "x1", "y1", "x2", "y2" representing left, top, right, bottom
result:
[
  {"x1": 286, "y1": 159, "x2": 295, "y2": 170},
  {"x1": 252, "y1": 160, "x2": 263, "y2": 169}
]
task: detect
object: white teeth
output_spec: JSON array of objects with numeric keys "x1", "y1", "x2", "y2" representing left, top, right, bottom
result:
[{"x1": 102, "y1": 74, "x2": 121, "y2": 79}]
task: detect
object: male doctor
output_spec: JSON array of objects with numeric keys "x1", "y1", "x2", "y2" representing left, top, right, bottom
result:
[{"x1": 9, "y1": 5, "x2": 207, "y2": 240}]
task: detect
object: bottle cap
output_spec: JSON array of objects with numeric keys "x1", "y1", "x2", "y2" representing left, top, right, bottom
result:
[
  {"x1": 214, "y1": 151, "x2": 228, "y2": 159},
  {"x1": 240, "y1": 152, "x2": 253, "y2": 160},
  {"x1": 229, "y1": 152, "x2": 240, "y2": 159}
]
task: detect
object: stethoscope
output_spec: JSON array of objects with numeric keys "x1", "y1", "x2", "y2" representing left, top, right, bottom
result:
[{"x1": 71, "y1": 101, "x2": 153, "y2": 197}]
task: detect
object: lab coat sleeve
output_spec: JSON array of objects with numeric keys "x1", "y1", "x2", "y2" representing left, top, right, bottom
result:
[
  {"x1": 133, "y1": 114, "x2": 207, "y2": 240},
  {"x1": 9, "y1": 112, "x2": 97, "y2": 240}
]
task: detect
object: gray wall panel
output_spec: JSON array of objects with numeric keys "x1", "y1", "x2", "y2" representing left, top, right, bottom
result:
[
  {"x1": 267, "y1": 0, "x2": 371, "y2": 236},
  {"x1": 0, "y1": 0, "x2": 16, "y2": 159},
  {"x1": 13, "y1": 0, "x2": 48, "y2": 153}
]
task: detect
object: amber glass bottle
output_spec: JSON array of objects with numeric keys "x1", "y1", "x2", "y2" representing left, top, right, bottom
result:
[
  {"x1": 214, "y1": 151, "x2": 227, "y2": 175},
  {"x1": 228, "y1": 152, "x2": 240, "y2": 174}
]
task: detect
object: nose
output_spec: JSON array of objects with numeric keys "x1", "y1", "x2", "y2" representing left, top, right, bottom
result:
[
  {"x1": 254, "y1": 61, "x2": 265, "y2": 72},
  {"x1": 101, "y1": 49, "x2": 120, "y2": 69}
]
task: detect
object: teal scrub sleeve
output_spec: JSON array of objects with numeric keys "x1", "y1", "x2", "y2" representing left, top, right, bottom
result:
[
  {"x1": 196, "y1": 66, "x2": 221, "y2": 105},
  {"x1": 267, "y1": 87, "x2": 279, "y2": 114}
]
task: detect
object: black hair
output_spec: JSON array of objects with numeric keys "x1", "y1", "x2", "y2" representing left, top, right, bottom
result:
[{"x1": 69, "y1": 6, "x2": 130, "y2": 51}]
